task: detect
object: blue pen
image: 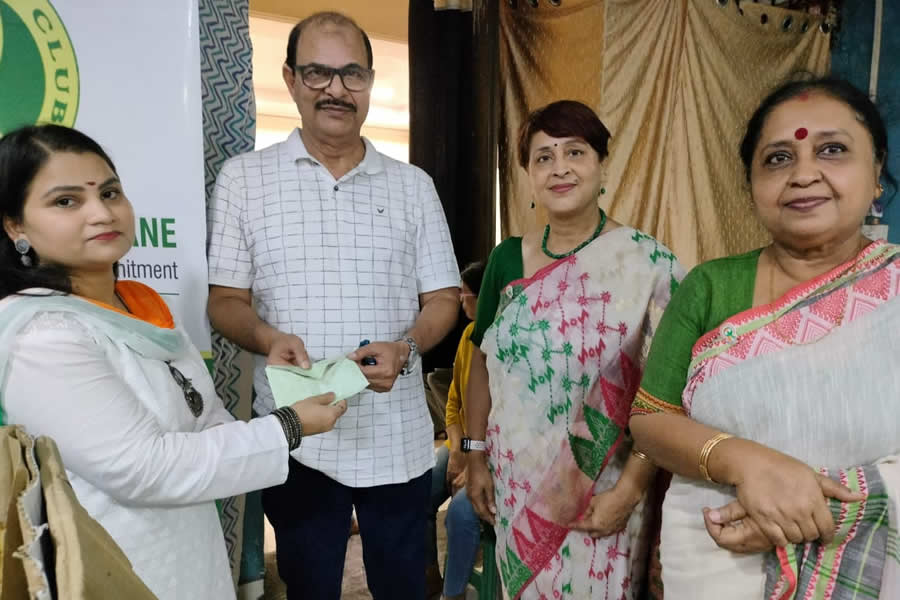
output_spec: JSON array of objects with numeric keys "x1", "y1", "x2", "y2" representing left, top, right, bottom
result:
[{"x1": 359, "y1": 339, "x2": 376, "y2": 365}]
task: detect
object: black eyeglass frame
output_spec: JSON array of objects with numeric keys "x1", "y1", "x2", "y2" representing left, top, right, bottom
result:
[{"x1": 291, "y1": 63, "x2": 375, "y2": 92}]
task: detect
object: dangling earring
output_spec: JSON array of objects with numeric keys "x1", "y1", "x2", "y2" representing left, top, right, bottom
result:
[
  {"x1": 14, "y1": 238, "x2": 33, "y2": 267},
  {"x1": 531, "y1": 200, "x2": 535, "y2": 209}
]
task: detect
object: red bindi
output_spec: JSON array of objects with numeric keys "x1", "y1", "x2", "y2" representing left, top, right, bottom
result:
[
  {"x1": 794, "y1": 127, "x2": 808, "y2": 140},
  {"x1": 797, "y1": 92, "x2": 810, "y2": 101},
  {"x1": 86, "y1": 181, "x2": 96, "y2": 186}
]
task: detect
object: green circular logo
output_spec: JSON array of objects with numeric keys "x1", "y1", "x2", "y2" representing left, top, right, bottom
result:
[{"x1": 0, "y1": 0, "x2": 79, "y2": 136}]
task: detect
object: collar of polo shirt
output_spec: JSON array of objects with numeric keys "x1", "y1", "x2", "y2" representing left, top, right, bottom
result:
[{"x1": 286, "y1": 128, "x2": 384, "y2": 176}]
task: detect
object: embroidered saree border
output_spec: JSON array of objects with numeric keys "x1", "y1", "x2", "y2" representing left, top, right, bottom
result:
[
  {"x1": 689, "y1": 241, "x2": 900, "y2": 370},
  {"x1": 632, "y1": 387, "x2": 685, "y2": 416}
]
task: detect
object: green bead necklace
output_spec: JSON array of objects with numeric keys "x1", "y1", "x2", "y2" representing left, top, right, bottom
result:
[{"x1": 541, "y1": 208, "x2": 608, "y2": 260}]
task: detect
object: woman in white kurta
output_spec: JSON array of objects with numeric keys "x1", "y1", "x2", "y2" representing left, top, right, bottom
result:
[{"x1": 0, "y1": 124, "x2": 347, "y2": 599}]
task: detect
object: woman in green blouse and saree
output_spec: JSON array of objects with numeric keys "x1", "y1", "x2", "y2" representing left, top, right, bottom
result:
[
  {"x1": 631, "y1": 77, "x2": 900, "y2": 598},
  {"x1": 464, "y1": 100, "x2": 684, "y2": 599}
]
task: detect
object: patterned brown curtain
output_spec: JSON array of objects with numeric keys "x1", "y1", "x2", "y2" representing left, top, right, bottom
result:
[{"x1": 500, "y1": 0, "x2": 831, "y2": 267}]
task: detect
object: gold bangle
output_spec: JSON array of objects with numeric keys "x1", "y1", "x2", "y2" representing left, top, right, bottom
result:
[
  {"x1": 698, "y1": 433, "x2": 733, "y2": 483},
  {"x1": 631, "y1": 449, "x2": 652, "y2": 464}
]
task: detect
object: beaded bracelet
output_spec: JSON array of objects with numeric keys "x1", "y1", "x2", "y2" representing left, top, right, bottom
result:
[{"x1": 271, "y1": 406, "x2": 304, "y2": 450}]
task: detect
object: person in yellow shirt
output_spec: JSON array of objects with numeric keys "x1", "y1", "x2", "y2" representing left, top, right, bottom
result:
[{"x1": 426, "y1": 261, "x2": 484, "y2": 600}]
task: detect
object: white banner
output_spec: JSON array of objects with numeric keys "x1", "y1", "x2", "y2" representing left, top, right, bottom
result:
[{"x1": 0, "y1": 0, "x2": 211, "y2": 354}]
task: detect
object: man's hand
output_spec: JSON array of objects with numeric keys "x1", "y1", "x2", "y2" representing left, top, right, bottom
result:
[
  {"x1": 347, "y1": 340, "x2": 410, "y2": 392},
  {"x1": 267, "y1": 333, "x2": 311, "y2": 369}
]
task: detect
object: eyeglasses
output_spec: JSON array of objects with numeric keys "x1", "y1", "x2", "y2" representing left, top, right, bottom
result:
[{"x1": 293, "y1": 63, "x2": 374, "y2": 92}]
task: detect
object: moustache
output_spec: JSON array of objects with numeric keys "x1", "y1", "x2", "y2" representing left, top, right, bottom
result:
[{"x1": 316, "y1": 100, "x2": 357, "y2": 113}]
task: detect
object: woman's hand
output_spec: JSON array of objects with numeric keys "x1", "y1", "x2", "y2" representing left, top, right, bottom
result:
[
  {"x1": 728, "y1": 444, "x2": 864, "y2": 547},
  {"x1": 703, "y1": 501, "x2": 773, "y2": 554},
  {"x1": 289, "y1": 392, "x2": 347, "y2": 435},
  {"x1": 466, "y1": 453, "x2": 496, "y2": 525},
  {"x1": 568, "y1": 483, "x2": 641, "y2": 538}
]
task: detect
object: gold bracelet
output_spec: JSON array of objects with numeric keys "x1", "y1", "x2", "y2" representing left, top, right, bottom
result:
[
  {"x1": 631, "y1": 449, "x2": 652, "y2": 464},
  {"x1": 698, "y1": 433, "x2": 733, "y2": 483}
]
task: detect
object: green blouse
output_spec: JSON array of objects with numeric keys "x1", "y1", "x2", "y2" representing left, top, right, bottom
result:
[
  {"x1": 635, "y1": 248, "x2": 763, "y2": 413},
  {"x1": 470, "y1": 237, "x2": 524, "y2": 347}
]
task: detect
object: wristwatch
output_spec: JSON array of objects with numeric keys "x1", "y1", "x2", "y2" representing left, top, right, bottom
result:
[
  {"x1": 461, "y1": 437, "x2": 486, "y2": 453},
  {"x1": 400, "y1": 336, "x2": 419, "y2": 375}
]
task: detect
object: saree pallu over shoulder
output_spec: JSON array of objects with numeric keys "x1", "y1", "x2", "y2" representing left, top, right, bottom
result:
[
  {"x1": 684, "y1": 240, "x2": 900, "y2": 415},
  {"x1": 480, "y1": 228, "x2": 683, "y2": 600}
]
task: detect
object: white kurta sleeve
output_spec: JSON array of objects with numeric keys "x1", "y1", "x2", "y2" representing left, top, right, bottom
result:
[
  {"x1": 4, "y1": 321, "x2": 289, "y2": 507},
  {"x1": 198, "y1": 394, "x2": 239, "y2": 429}
]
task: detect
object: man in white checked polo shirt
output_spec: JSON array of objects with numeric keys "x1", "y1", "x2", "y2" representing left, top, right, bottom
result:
[{"x1": 205, "y1": 11, "x2": 460, "y2": 600}]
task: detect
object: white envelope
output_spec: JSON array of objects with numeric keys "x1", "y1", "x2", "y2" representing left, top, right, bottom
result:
[{"x1": 265, "y1": 357, "x2": 369, "y2": 407}]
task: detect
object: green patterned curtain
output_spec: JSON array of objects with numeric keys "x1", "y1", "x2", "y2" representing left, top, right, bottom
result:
[{"x1": 198, "y1": 0, "x2": 264, "y2": 595}]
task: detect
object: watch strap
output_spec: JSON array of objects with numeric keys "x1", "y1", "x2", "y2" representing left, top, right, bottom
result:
[
  {"x1": 400, "y1": 336, "x2": 418, "y2": 375},
  {"x1": 461, "y1": 438, "x2": 486, "y2": 452}
]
